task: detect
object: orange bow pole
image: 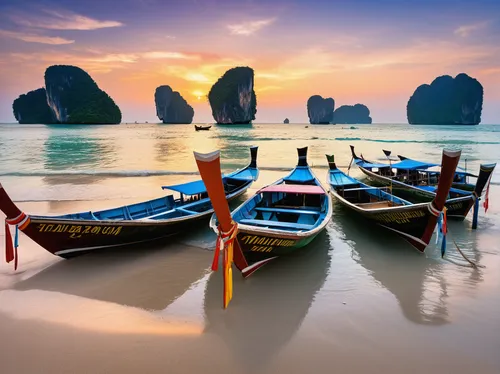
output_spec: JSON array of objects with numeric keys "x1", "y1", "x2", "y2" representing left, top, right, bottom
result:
[{"x1": 193, "y1": 150, "x2": 245, "y2": 308}]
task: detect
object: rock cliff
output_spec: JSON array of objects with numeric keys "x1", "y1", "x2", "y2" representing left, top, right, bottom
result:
[
  {"x1": 44, "y1": 65, "x2": 121, "y2": 124},
  {"x1": 333, "y1": 104, "x2": 372, "y2": 124},
  {"x1": 12, "y1": 88, "x2": 53, "y2": 124},
  {"x1": 208, "y1": 67, "x2": 256, "y2": 124},
  {"x1": 407, "y1": 73, "x2": 483, "y2": 125},
  {"x1": 307, "y1": 95, "x2": 334, "y2": 124},
  {"x1": 155, "y1": 86, "x2": 194, "y2": 124}
]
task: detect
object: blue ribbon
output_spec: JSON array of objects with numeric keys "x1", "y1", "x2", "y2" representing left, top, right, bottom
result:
[
  {"x1": 14, "y1": 225, "x2": 19, "y2": 249},
  {"x1": 435, "y1": 211, "x2": 446, "y2": 257},
  {"x1": 436, "y1": 213, "x2": 442, "y2": 245},
  {"x1": 472, "y1": 196, "x2": 479, "y2": 230}
]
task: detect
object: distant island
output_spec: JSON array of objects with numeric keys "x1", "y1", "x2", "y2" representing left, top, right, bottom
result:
[
  {"x1": 407, "y1": 73, "x2": 483, "y2": 125},
  {"x1": 13, "y1": 88, "x2": 53, "y2": 124},
  {"x1": 155, "y1": 85, "x2": 194, "y2": 124},
  {"x1": 13, "y1": 65, "x2": 121, "y2": 124},
  {"x1": 333, "y1": 104, "x2": 372, "y2": 124},
  {"x1": 283, "y1": 118, "x2": 290, "y2": 124},
  {"x1": 307, "y1": 95, "x2": 334, "y2": 124},
  {"x1": 208, "y1": 66, "x2": 256, "y2": 124}
]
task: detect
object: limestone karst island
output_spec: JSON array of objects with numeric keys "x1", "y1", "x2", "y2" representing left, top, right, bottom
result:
[{"x1": 13, "y1": 65, "x2": 121, "y2": 124}]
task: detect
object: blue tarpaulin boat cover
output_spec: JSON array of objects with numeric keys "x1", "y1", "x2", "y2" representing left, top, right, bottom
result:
[
  {"x1": 162, "y1": 167, "x2": 257, "y2": 195},
  {"x1": 391, "y1": 159, "x2": 439, "y2": 170},
  {"x1": 163, "y1": 179, "x2": 208, "y2": 195},
  {"x1": 283, "y1": 167, "x2": 315, "y2": 183}
]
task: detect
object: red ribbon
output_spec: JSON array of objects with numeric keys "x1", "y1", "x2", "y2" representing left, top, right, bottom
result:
[
  {"x1": 484, "y1": 178, "x2": 491, "y2": 213},
  {"x1": 5, "y1": 220, "x2": 14, "y2": 265}
]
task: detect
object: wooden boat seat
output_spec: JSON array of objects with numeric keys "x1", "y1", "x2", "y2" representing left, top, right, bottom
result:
[
  {"x1": 254, "y1": 207, "x2": 319, "y2": 215},
  {"x1": 240, "y1": 218, "x2": 313, "y2": 230},
  {"x1": 355, "y1": 201, "x2": 395, "y2": 209}
]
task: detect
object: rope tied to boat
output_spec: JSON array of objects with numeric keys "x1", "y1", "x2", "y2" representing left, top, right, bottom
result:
[
  {"x1": 435, "y1": 207, "x2": 482, "y2": 269},
  {"x1": 213, "y1": 221, "x2": 238, "y2": 309},
  {"x1": 4, "y1": 212, "x2": 29, "y2": 271}
]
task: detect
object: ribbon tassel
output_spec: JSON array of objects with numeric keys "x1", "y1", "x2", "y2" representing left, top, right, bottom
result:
[
  {"x1": 484, "y1": 176, "x2": 491, "y2": 213},
  {"x1": 5, "y1": 220, "x2": 14, "y2": 264},
  {"x1": 213, "y1": 222, "x2": 238, "y2": 309}
]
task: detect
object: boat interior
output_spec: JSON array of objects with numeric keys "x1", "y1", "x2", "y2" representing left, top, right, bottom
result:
[
  {"x1": 50, "y1": 168, "x2": 257, "y2": 222},
  {"x1": 233, "y1": 167, "x2": 328, "y2": 232},
  {"x1": 329, "y1": 168, "x2": 411, "y2": 209}
]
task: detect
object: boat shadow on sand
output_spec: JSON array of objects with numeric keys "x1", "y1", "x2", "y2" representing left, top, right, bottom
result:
[
  {"x1": 332, "y1": 203, "x2": 484, "y2": 326},
  {"x1": 203, "y1": 230, "x2": 332, "y2": 373},
  {"x1": 12, "y1": 229, "x2": 217, "y2": 311}
]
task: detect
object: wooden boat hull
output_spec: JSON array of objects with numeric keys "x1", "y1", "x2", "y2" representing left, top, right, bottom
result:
[
  {"x1": 235, "y1": 229, "x2": 321, "y2": 276},
  {"x1": 7, "y1": 186, "x2": 249, "y2": 258},
  {"x1": 17, "y1": 213, "x2": 209, "y2": 258},
  {"x1": 330, "y1": 190, "x2": 438, "y2": 252}
]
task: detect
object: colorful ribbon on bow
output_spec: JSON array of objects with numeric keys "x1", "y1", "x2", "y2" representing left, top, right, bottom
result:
[
  {"x1": 484, "y1": 175, "x2": 491, "y2": 213},
  {"x1": 472, "y1": 193, "x2": 480, "y2": 230},
  {"x1": 212, "y1": 221, "x2": 238, "y2": 309},
  {"x1": 4, "y1": 212, "x2": 29, "y2": 271}
]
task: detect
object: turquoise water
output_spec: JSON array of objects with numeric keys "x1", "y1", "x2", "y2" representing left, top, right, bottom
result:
[
  {"x1": 1, "y1": 123, "x2": 499, "y2": 201},
  {"x1": 1, "y1": 123, "x2": 500, "y2": 373}
]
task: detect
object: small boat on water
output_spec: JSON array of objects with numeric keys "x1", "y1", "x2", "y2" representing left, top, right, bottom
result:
[
  {"x1": 349, "y1": 146, "x2": 495, "y2": 225},
  {"x1": 326, "y1": 149, "x2": 460, "y2": 252},
  {"x1": 195, "y1": 125, "x2": 211, "y2": 131},
  {"x1": 194, "y1": 147, "x2": 331, "y2": 307},
  {"x1": 1, "y1": 147, "x2": 259, "y2": 267}
]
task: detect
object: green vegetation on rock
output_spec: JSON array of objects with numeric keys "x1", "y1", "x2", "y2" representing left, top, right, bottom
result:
[
  {"x1": 12, "y1": 88, "x2": 53, "y2": 124},
  {"x1": 44, "y1": 65, "x2": 121, "y2": 124},
  {"x1": 307, "y1": 95, "x2": 334, "y2": 124},
  {"x1": 407, "y1": 73, "x2": 483, "y2": 125},
  {"x1": 333, "y1": 104, "x2": 372, "y2": 124},
  {"x1": 208, "y1": 67, "x2": 256, "y2": 124}
]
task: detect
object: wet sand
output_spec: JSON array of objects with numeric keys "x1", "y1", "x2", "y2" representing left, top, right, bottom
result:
[{"x1": 1, "y1": 193, "x2": 500, "y2": 374}]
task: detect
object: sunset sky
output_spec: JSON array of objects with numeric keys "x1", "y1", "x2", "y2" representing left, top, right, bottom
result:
[{"x1": 1, "y1": 0, "x2": 499, "y2": 124}]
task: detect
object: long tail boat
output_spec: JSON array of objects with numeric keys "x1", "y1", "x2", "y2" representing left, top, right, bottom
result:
[
  {"x1": 1, "y1": 147, "x2": 259, "y2": 267},
  {"x1": 326, "y1": 149, "x2": 460, "y2": 252},
  {"x1": 195, "y1": 125, "x2": 211, "y2": 131},
  {"x1": 194, "y1": 147, "x2": 331, "y2": 308},
  {"x1": 349, "y1": 145, "x2": 495, "y2": 225}
]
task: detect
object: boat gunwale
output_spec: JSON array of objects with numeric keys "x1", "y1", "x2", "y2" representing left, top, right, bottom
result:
[{"x1": 27, "y1": 182, "x2": 250, "y2": 226}]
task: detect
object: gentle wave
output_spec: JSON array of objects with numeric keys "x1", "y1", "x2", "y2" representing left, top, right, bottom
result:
[{"x1": 334, "y1": 137, "x2": 500, "y2": 145}]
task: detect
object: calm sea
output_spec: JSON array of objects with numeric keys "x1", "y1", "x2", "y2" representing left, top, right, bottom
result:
[{"x1": 1, "y1": 123, "x2": 499, "y2": 373}]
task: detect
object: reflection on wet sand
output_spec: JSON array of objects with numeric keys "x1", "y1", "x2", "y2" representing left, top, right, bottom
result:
[
  {"x1": 14, "y1": 240, "x2": 211, "y2": 311},
  {"x1": 333, "y1": 204, "x2": 449, "y2": 325},
  {"x1": 334, "y1": 204, "x2": 483, "y2": 326},
  {"x1": 203, "y1": 231, "x2": 331, "y2": 373}
]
